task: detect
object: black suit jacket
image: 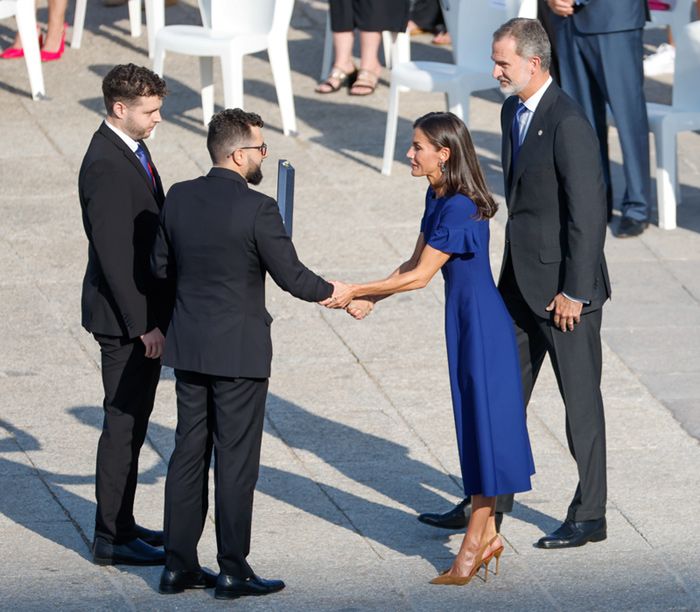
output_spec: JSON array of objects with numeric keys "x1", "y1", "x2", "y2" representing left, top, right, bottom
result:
[
  {"x1": 79, "y1": 122, "x2": 173, "y2": 338},
  {"x1": 151, "y1": 167, "x2": 333, "y2": 379},
  {"x1": 499, "y1": 82, "x2": 611, "y2": 316}
]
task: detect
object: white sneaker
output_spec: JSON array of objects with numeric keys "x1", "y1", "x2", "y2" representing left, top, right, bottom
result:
[{"x1": 644, "y1": 43, "x2": 676, "y2": 76}]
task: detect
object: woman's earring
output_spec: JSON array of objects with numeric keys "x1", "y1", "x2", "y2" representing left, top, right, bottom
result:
[{"x1": 439, "y1": 161, "x2": 446, "y2": 173}]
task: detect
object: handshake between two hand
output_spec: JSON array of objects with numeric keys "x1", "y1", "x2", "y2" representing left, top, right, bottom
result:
[{"x1": 318, "y1": 280, "x2": 374, "y2": 320}]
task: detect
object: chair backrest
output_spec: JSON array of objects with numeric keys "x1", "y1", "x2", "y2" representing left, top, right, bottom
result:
[
  {"x1": 440, "y1": 0, "x2": 509, "y2": 69},
  {"x1": 199, "y1": 0, "x2": 289, "y2": 35},
  {"x1": 516, "y1": 0, "x2": 537, "y2": 18},
  {"x1": 673, "y1": 21, "x2": 700, "y2": 110},
  {"x1": 0, "y1": 0, "x2": 20, "y2": 20}
]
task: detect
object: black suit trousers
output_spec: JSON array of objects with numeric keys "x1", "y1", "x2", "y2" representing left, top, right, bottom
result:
[
  {"x1": 94, "y1": 333, "x2": 161, "y2": 544},
  {"x1": 164, "y1": 370, "x2": 268, "y2": 577},
  {"x1": 493, "y1": 259, "x2": 607, "y2": 521}
]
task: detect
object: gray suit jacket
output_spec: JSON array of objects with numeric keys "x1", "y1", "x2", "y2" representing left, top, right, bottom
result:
[{"x1": 571, "y1": 0, "x2": 648, "y2": 34}]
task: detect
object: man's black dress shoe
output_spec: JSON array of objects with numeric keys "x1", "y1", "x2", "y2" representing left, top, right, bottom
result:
[
  {"x1": 133, "y1": 525, "x2": 164, "y2": 548},
  {"x1": 615, "y1": 216, "x2": 648, "y2": 238},
  {"x1": 159, "y1": 568, "x2": 218, "y2": 594},
  {"x1": 93, "y1": 537, "x2": 165, "y2": 566},
  {"x1": 536, "y1": 518, "x2": 607, "y2": 549},
  {"x1": 214, "y1": 574, "x2": 285, "y2": 600},
  {"x1": 417, "y1": 499, "x2": 503, "y2": 532}
]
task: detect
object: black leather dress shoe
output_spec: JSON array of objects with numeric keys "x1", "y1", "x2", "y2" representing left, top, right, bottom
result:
[
  {"x1": 214, "y1": 574, "x2": 285, "y2": 600},
  {"x1": 159, "y1": 568, "x2": 218, "y2": 594},
  {"x1": 536, "y1": 518, "x2": 607, "y2": 549},
  {"x1": 615, "y1": 216, "x2": 648, "y2": 238},
  {"x1": 93, "y1": 537, "x2": 166, "y2": 566},
  {"x1": 133, "y1": 525, "x2": 164, "y2": 548},
  {"x1": 417, "y1": 498, "x2": 469, "y2": 529},
  {"x1": 417, "y1": 499, "x2": 503, "y2": 532}
]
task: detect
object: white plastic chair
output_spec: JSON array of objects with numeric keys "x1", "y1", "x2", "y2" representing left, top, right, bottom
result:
[
  {"x1": 153, "y1": 0, "x2": 297, "y2": 135},
  {"x1": 513, "y1": 0, "x2": 537, "y2": 19},
  {"x1": 0, "y1": 0, "x2": 45, "y2": 99},
  {"x1": 73, "y1": 0, "x2": 140, "y2": 49},
  {"x1": 143, "y1": 0, "x2": 164, "y2": 58},
  {"x1": 646, "y1": 21, "x2": 700, "y2": 229},
  {"x1": 319, "y1": 11, "x2": 410, "y2": 80},
  {"x1": 72, "y1": 0, "x2": 164, "y2": 56},
  {"x1": 646, "y1": 0, "x2": 695, "y2": 41},
  {"x1": 381, "y1": 0, "x2": 508, "y2": 175}
]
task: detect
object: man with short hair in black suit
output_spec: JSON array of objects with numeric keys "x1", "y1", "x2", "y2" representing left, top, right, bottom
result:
[
  {"x1": 151, "y1": 108, "x2": 342, "y2": 598},
  {"x1": 419, "y1": 18, "x2": 610, "y2": 549},
  {"x1": 79, "y1": 63, "x2": 173, "y2": 566}
]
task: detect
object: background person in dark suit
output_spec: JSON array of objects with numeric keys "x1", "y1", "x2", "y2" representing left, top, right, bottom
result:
[
  {"x1": 151, "y1": 109, "x2": 341, "y2": 599},
  {"x1": 419, "y1": 18, "x2": 610, "y2": 550},
  {"x1": 547, "y1": 0, "x2": 651, "y2": 237},
  {"x1": 79, "y1": 64, "x2": 173, "y2": 566}
]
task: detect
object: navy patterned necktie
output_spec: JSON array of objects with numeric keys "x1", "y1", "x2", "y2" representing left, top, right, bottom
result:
[
  {"x1": 510, "y1": 102, "x2": 528, "y2": 169},
  {"x1": 135, "y1": 144, "x2": 156, "y2": 190}
]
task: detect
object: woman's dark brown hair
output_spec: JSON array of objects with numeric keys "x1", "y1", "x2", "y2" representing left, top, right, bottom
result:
[{"x1": 413, "y1": 112, "x2": 498, "y2": 219}]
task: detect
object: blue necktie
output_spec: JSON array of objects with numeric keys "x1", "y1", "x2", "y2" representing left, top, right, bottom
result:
[
  {"x1": 135, "y1": 144, "x2": 156, "y2": 189},
  {"x1": 510, "y1": 102, "x2": 528, "y2": 169}
]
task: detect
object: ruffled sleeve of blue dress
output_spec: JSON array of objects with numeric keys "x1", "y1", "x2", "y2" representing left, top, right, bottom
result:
[{"x1": 421, "y1": 189, "x2": 482, "y2": 255}]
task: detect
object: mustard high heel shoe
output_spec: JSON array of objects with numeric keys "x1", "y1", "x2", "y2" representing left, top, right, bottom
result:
[
  {"x1": 482, "y1": 536, "x2": 504, "y2": 581},
  {"x1": 429, "y1": 535, "x2": 499, "y2": 586}
]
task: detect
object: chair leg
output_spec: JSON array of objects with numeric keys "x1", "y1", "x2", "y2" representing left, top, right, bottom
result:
[
  {"x1": 382, "y1": 31, "x2": 393, "y2": 69},
  {"x1": 145, "y1": 0, "x2": 165, "y2": 59},
  {"x1": 320, "y1": 12, "x2": 332, "y2": 81},
  {"x1": 152, "y1": 44, "x2": 165, "y2": 77},
  {"x1": 199, "y1": 56, "x2": 215, "y2": 126},
  {"x1": 127, "y1": 0, "x2": 142, "y2": 38},
  {"x1": 268, "y1": 42, "x2": 297, "y2": 136},
  {"x1": 72, "y1": 0, "x2": 87, "y2": 48},
  {"x1": 655, "y1": 126, "x2": 677, "y2": 230},
  {"x1": 381, "y1": 79, "x2": 401, "y2": 176},
  {"x1": 16, "y1": 0, "x2": 45, "y2": 99},
  {"x1": 393, "y1": 31, "x2": 410, "y2": 65},
  {"x1": 446, "y1": 88, "x2": 471, "y2": 125},
  {"x1": 220, "y1": 52, "x2": 244, "y2": 112}
]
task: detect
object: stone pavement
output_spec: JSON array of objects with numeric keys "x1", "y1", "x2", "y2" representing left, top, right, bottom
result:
[{"x1": 1, "y1": 1, "x2": 699, "y2": 609}]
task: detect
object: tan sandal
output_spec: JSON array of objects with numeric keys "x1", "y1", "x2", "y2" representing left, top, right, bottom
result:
[
  {"x1": 349, "y1": 69, "x2": 379, "y2": 96},
  {"x1": 315, "y1": 66, "x2": 357, "y2": 94}
]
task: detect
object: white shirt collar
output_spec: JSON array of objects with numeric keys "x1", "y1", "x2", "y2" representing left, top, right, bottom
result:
[
  {"x1": 521, "y1": 76, "x2": 553, "y2": 113},
  {"x1": 104, "y1": 118, "x2": 139, "y2": 153}
]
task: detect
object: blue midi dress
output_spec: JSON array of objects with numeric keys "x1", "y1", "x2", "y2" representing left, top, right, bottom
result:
[{"x1": 421, "y1": 189, "x2": 535, "y2": 497}]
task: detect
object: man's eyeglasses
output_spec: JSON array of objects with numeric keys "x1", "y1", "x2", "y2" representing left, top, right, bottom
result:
[{"x1": 236, "y1": 143, "x2": 268, "y2": 156}]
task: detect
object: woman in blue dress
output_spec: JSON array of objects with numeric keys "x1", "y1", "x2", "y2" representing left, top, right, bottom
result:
[{"x1": 328, "y1": 112, "x2": 535, "y2": 585}]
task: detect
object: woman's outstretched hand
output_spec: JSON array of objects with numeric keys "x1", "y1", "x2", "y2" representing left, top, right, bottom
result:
[
  {"x1": 346, "y1": 298, "x2": 374, "y2": 320},
  {"x1": 319, "y1": 280, "x2": 356, "y2": 309}
]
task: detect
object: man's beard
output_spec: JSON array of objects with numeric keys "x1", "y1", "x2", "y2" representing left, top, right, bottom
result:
[
  {"x1": 246, "y1": 164, "x2": 263, "y2": 185},
  {"x1": 498, "y1": 71, "x2": 530, "y2": 97}
]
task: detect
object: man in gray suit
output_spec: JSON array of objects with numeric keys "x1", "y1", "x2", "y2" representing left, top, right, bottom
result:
[{"x1": 548, "y1": 0, "x2": 651, "y2": 237}]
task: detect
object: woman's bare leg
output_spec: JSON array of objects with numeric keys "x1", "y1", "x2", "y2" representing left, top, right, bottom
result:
[
  {"x1": 43, "y1": 0, "x2": 68, "y2": 52},
  {"x1": 445, "y1": 494, "x2": 496, "y2": 578},
  {"x1": 358, "y1": 30, "x2": 382, "y2": 75},
  {"x1": 316, "y1": 31, "x2": 356, "y2": 92}
]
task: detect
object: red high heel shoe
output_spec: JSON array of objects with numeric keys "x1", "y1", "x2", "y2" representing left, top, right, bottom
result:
[
  {"x1": 1, "y1": 31, "x2": 43, "y2": 59},
  {"x1": 40, "y1": 23, "x2": 66, "y2": 62}
]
